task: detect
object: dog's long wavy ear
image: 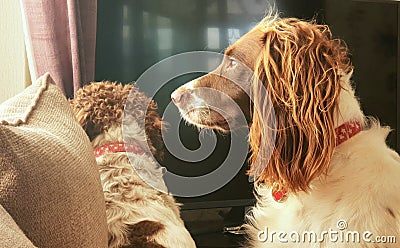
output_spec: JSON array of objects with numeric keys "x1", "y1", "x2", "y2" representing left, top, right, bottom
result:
[{"x1": 249, "y1": 18, "x2": 352, "y2": 192}]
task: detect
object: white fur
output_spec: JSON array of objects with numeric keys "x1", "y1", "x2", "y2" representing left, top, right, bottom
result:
[{"x1": 245, "y1": 73, "x2": 400, "y2": 247}]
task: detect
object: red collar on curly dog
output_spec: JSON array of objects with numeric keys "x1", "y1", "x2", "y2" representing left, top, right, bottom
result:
[
  {"x1": 272, "y1": 119, "x2": 362, "y2": 202},
  {"x1": 94, "y1": 142, "x2": 145, "y2": 158}
]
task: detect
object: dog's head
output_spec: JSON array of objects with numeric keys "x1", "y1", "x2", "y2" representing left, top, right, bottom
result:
[
  {"x1": 69, "y1": 82, "x2": 164, "y2": 160},
  {"x1": 171, "y1": 29, "x2": 263, "y2": 133},
  {"x1": 172, "y1": 16, "x2": 353, "y2": 192}
]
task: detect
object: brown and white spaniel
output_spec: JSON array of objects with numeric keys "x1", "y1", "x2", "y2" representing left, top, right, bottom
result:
[{"x1": 172, "y1": 13, "x2": 400, "y2": 247}]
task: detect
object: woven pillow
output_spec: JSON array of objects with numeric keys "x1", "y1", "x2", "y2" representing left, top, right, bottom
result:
[
  {"x1": 0, "y1": 204, "x2": 36, "y2": 248},
  {"x1": 0, "y1": 73, "x2": 108, "y2": 247}
]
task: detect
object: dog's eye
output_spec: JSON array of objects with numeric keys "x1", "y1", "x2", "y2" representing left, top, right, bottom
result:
[{"x1": 227, "y1": 58, "x2": 237, "y2": 68}]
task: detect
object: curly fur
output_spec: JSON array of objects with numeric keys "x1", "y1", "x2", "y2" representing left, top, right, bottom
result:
[
  {"x1": 69, "y1": 82, "x2": 195, "y2": 248},
  {"x1": 70, "y1": 82, "x2": 164, "y2": 161},
  {"x1": 172, "y1": 14, "x2": 400, "y2": 248}
]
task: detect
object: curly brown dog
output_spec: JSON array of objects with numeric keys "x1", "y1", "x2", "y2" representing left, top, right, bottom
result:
[{"x1": 69, "y1": 82, "x2": 195, "y2": 248}]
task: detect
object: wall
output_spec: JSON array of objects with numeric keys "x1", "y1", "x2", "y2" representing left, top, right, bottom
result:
[{"x1": 0, "y1": 0, "x2": 30, "y2": 103}]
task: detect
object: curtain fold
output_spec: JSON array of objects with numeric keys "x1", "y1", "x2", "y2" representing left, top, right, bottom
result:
[{"x1": 20, "y1": 0, "x2": 97, "y2": 98}]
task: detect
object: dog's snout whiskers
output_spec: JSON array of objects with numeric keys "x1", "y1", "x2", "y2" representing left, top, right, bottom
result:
[
  {"x1": 171, "y1": 90, "x2": 183, "y2": 104},
  {"x1": 171, "y1": 88, "x2": 193, "y2": 104}
]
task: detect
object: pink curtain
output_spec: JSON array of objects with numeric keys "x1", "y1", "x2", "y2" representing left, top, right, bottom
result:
[{"x1": 20, "y1": 0, "x2": 97, "y2": 98}]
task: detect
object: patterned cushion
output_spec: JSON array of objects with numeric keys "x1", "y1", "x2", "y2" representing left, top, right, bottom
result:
[{"x1": 0, "y1": 73, "x2": 108, "y2": 247}]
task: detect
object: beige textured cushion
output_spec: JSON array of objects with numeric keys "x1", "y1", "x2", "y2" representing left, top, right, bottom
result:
[
  {"x1": 0, "y1": 73, "x2": 108, "y2": 247},
  {"x1": 0, "y1": 204, "x2": 37, "y2": 248}
]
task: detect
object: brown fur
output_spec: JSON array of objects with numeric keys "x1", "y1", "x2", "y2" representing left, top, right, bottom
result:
[
  {"x1": 173, "y1": 16, "x2": 352, "y2": 193},
  {"x1": 122, "y1": 221, "x2": 166, "y2": 248},
  {"x1": 248, "y1": 17, "x2": 352, "y2": 192},
  {"x1": 70, "y1": 82, "x2": 164, "y2": 161}
]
